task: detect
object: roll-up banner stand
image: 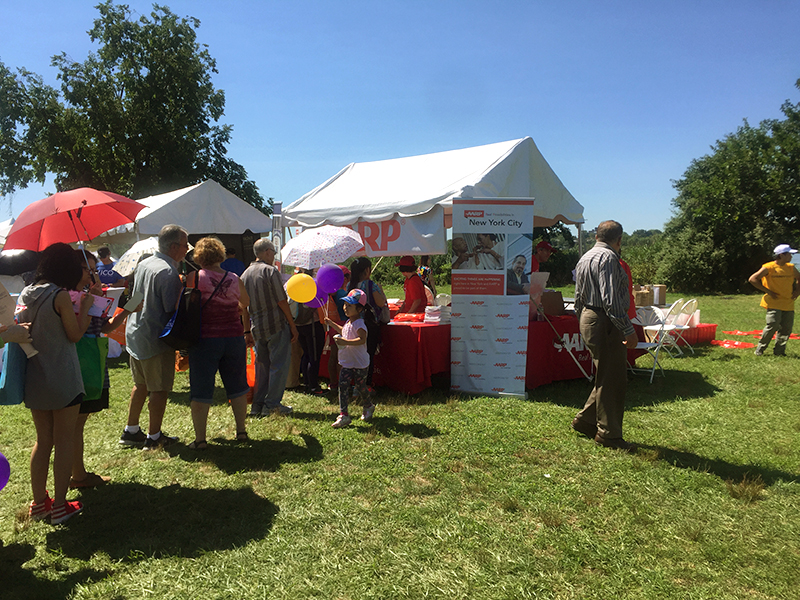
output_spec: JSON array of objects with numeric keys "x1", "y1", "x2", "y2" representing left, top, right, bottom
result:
[{"x1": 450, "y1": 198, "x2": 534, "y2": 398}]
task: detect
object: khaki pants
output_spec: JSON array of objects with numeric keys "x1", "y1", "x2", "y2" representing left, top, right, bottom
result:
[{"x1": 575, "y1": 308, "x2": 628, "y2": 440}]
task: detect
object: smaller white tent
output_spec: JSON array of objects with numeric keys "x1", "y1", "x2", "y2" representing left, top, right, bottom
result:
[{"x1": 99, "y1": 180, "x2": 272, "y2": 244}]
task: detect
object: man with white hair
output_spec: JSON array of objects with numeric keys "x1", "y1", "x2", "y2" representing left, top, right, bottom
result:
[
  {"x1": 241, "y1": 238, "x2": 298, "y2": 416},
  {"x1": 119, "y1": 224, "x2": 188, "y2": 450},
  {"x1": 748, "y1": 243, "x2": 800, "y2": 356}
]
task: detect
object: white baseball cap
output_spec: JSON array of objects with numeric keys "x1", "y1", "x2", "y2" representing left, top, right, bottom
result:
[{"x1": 773, "y1": 244, "x2": 797, "y2": 255}]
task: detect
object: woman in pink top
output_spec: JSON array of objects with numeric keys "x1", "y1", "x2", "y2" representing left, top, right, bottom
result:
[{"x1": 187, "y1": 237, "x2": 252, "y2": 449}]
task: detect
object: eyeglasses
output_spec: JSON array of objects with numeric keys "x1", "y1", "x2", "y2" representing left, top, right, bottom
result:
[{"x1": 83, "y1": 266, "x2": 99, "y2": 274}]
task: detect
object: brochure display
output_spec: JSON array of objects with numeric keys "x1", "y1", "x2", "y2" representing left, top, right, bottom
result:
[{"x1": 450, "y1": 198, "x2": 534, "y2": 397}]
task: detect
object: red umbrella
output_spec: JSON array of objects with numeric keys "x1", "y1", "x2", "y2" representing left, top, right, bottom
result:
[{"x1": 4, "y1": 187, "x2": 146, "y2": 251}]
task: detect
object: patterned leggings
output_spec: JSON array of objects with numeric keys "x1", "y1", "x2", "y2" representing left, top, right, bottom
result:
[{"x1": 338, "y1": 367, "x2": 373, "y2": 414}]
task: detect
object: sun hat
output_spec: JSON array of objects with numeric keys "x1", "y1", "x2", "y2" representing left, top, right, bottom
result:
[
  {"x1": 339, "y1": 264, "x2": 351, "y2": 277},
  {"x1": 773, "y1": 244, "x2": 797, "y2": 255},
  {"x1": 342, "y1": 288, "x2": 366, "y2": 306},
  {"x1": 395, "y1": 256, "x2": 416, "y2": 267}
]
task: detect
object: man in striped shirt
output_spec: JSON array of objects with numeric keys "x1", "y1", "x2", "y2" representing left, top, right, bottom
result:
[
  {"x1": 571, "y1": 220, "x2": 639, "y2": 452},
  {"x1": 241, "y1": 238, "x2": 299, "y2": 416}
]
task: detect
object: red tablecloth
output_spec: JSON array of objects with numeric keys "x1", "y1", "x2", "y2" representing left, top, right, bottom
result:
[
  {"x1": 373, "y1": 323, "x2": 451, "y2": 394},
  {"x1": 318, "y1": 315, "x2": 642, "y2": 394},
  {"x1": 319, "y1": 322, "x2": 451, "y2": 395},
  {"x1": 526, "y1": 316, "x2": 594, "y2": 388},
  {"x1": 526, "y1": 315, "x2": 646, "y2": 388}
]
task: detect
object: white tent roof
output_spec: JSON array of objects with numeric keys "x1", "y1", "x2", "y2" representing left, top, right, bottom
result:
[
  {"x1": 99, "y1": 179, "x2": 272, "y2": 243},
  {"x1": 282, "y1": 137, "x2": 584, "y2": 229}
]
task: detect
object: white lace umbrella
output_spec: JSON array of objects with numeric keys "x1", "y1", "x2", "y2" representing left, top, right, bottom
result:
[
  {"x1": 281, "y1": 225, "x2": 363, "y2": 269},
  {"x1": 114, "y1": 236, "x2": 194, "y2": 277}
]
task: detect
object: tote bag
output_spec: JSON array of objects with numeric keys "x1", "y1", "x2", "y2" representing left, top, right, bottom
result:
[
  {"x1": 0, "y1": 343, "x2": 27, "y2": 405},
  {"x1": 76, "y1": 336, "x2": 109, "y2": 401}
]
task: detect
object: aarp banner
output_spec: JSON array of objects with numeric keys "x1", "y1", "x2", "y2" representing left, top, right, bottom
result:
[{"x1": 450, "y1": 199, "x2": 534, "y2": 397}]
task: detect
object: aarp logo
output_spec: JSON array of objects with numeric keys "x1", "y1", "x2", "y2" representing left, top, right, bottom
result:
[
  {"x1": 464, "y1": 210, "x2": 484, "y2": 218},
  {"x1": 495, "y1": 313, "x2": 511, "y2": 319},
  {"x1": 495, "y1": 338, "x2": 509, "y2": 343},
  {"x1": 469, "y1": 349, "x2": 484, "y2": 354},
  {"x1": 471, "y1": 325, "x2": 485, "y2": 330},
  {"x1": 491, "y1": 387, "x2": 505, "y2": 393}
]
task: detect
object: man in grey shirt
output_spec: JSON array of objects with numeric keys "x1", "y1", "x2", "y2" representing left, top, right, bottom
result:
[
  {"x1": 241, "y1": 238, "x2": 298, "y2": 416},
  {"x1": 119, "y1": 224, "x2": 188, "y2": 450},
  {"x1": 571, "y1": 220, "x2": 639, "y2": 452}
]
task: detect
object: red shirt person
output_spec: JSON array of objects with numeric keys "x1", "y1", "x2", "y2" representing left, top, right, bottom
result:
[
  {"x1": 531, "y1": 240, "x2": 556, "y2": 272},
  {"x1": 396, "y1": 256, "x2": 428, "y2": 313}
]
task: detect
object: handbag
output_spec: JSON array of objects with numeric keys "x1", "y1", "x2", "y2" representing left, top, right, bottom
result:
[
  {"x1": 76, "y1": 336, "x2": 109, "y2": 401},
  {"x1": 159, "y1": 270, "x2": 228, "y2": 350},
  {"x1": 367, "y1": 280, "x2": 391, "y2": 324},
  {"x1": 0, "y1": 342, "x2": 27, "y2": 405}
]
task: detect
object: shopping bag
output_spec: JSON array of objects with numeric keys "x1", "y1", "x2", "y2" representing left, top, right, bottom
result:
[
  {"x1": 76, "y1": 336, "x2": 108, "y2": 401},
  {"x1": 0, "y1": 343, "x2": 27, "y2": 406}
]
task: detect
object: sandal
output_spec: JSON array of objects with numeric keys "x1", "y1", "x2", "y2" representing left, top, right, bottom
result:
[
  {"x1": 188, "y1": 440, "x2": 207, "y2": 450},
  {"x1": 69, "y1": 472, "x2": 111, "y2": 489},
  {"x1": 235, "y1": 431, "x2": 249, "y2": 443}
]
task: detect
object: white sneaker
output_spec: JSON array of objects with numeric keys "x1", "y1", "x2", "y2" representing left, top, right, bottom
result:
[
  {"x1": 361, "y1": 404, "x2": 376, "y2": 422},
  {"x1": 332, "y1": 413, "x2": 352, "y2": 428}
]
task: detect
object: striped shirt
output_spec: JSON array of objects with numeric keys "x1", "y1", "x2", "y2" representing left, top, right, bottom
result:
[
  {"x1": 240, "y1": 261, "x2": 288, "y2": 340},
  {"x1": 574, "y1": 241, "x2": 634, "y2": 337}
]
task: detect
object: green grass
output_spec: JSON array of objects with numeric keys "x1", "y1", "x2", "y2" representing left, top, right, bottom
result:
[{"x1": 2, "y1": 292, "x2": 800, "y2": 599}]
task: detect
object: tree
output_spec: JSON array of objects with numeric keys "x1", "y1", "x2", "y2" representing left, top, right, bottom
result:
[
  {"x1": 657, "y1": 79, "x2": 800, "y2": 293},
  {"x1": 0, "y1": 1, "x2": 269, "y2": 213}
]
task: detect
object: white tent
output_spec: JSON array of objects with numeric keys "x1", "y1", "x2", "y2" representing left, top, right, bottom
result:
[
  {"x1": 98, "y1": 179, "x2": 272, "y2": 244},
  {"x1": 282, "y1": 137, "x2": 583, "y2": 255}
]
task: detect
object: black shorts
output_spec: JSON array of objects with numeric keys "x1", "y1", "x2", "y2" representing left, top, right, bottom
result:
[{"x1": 79, "y1": 387, "x2": 110, "y2": 414}]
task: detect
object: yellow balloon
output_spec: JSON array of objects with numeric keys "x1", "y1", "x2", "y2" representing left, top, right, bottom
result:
[{"x1": 286, "y1": 273, "x2": 317, "y2": 303}]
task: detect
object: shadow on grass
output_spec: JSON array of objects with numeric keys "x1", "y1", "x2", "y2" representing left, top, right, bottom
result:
[
  {"x1": 638, "y1": 444, "x2": 799, "y2": 486},
  {"x1": 46, "y1": 482, "x2": 278, "y2": 561},
  {"x1": 171, "y1": 433, "x2": 323, "y2": 474},
  {"x1": 533, "y1": 370, "x2": 722, "y2": 410},
  {"x1": 1, "y1": 541, "x2": 111, "y2": 599},
  {"x1": 361, "y1": 415, "x2": 440, "y2": 438}
]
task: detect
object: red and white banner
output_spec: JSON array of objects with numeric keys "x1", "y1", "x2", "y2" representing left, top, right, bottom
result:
[
  {"x1": 347, "y1": 205, "x2": 446, "y2": 257},
  {"x1": 450, "y1": 199, "x2": 534, "y2": 397}
]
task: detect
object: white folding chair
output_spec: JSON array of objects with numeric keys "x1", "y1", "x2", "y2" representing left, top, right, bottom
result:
[
  {"x1": 629, "y1": 307, "x2": 669, "y2": 382},
  {"x1": 643, "y1": 300, "x2": 685, "y2": 357},
  {"x1": 668, "y1": 299, "x2": 698, "y2": 354}
]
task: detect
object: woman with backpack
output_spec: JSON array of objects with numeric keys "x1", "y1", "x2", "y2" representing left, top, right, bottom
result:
[{"x1": 348, "y1": 257, "x2": 389, "y2": 386}]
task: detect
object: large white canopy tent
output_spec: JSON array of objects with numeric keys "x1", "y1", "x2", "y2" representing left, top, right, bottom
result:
[
  {"x1": 281, "y1": 137, "x2": 584, "y2": 256},
  {"x1": 97, "y1": 179, "x2": 272, "y2": 245}
]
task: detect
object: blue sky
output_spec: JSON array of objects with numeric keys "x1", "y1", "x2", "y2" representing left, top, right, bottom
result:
[{"x1": 2, "y1": 0, "x2": 799, "y2": 232}]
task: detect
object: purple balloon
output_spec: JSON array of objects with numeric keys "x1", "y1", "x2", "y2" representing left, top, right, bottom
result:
[
  {"x1": 316, "y1": 263, "x2": 345, "y2": 294},
  {"x1": 0, "y1": 451, "x2": 9, "y2": 492},
  {"x1": 305, "y1": 289, "x2": 328, "y2": 308}
]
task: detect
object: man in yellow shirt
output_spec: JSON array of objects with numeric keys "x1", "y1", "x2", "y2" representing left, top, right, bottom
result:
[{"x1": 748, "y1": 244, "x2": 800, "y2": 356}]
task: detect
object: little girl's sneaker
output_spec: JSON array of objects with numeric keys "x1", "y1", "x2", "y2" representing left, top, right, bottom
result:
[
  {"x1": 51, "y1": 500, "x2": 83, "y2": 525},
  {"x1": 29, "y1": 493, "x2": 53, "y2": 522},
  {"x1": 332, "y1": 413, "x2": 352, "y2": 428},
  {"x1": 361, "y1": 403, "x2": 376, "y2": 422}
]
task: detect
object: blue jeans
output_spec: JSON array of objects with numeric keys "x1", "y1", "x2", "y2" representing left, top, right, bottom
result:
[{"x1": 252, "y1": 326, "x2": 292, "y2": 414}]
